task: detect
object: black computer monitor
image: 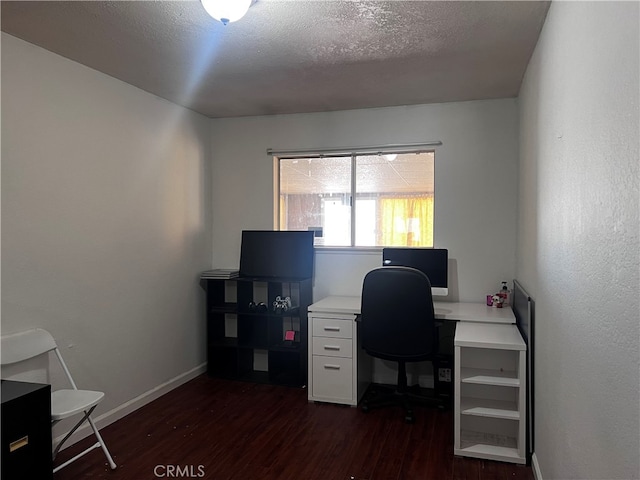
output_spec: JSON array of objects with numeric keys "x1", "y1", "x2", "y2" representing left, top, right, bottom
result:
[
  {"x1": 239, "y1": 230, "x2": 314, "y2": 279},
  {"x1": 382, "y1": 248, "x2": 448, "y2": 296}
]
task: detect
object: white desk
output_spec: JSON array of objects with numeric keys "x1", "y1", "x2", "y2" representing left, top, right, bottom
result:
[
  {"x1": 308, "y1": 295, "x2": 516, "y2": 324},
  {"x1": 307, "y1": 296, "x2": 526, "y2": 465},
  {"x1": 307, "y1": 296, "x2": 516, "y2": 406}
]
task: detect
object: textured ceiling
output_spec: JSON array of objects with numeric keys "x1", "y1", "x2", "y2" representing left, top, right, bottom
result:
[{"x1": 1, "y1": 1, "x2": 550, "y2": 119}]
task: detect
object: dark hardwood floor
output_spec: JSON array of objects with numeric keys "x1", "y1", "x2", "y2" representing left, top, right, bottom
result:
[{"x1": 53, "y1": 375, "x2": 534, "y2": 480}]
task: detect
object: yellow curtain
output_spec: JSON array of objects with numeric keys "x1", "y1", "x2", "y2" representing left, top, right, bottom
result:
[
  {"x1": 378, "y1": 195, "x2": 434, "y2": 247},
  {"x1": 279, "y1": 195, "x2": 286, "y2": 229}
]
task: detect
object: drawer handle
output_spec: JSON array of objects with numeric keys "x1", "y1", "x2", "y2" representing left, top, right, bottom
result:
[
  {"x1": 324, "y1": 364, "x2": 341, "y2": 370},
  {"x1": 324, "y1": 326, "x2": 340, "y2": 332},
  {"x1": 324, "y1": 345, "x2": 341, "y2": 351},
  {"x1": 10, "y1": 436, "x2": 28, "y2": 452}
]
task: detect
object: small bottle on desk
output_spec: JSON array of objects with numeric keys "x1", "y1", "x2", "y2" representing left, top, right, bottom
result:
[{"x1": 499, "y1": 281, "x2": 510, "y2": 306}]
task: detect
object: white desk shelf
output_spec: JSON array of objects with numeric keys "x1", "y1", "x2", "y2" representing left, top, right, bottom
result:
[
  {"x1": 460, "y1": 368, "x2": 520, "y2": 387},
  {"x1": 460, "y1": 398, "x2": 520, "y2": 420},
  {"x1": 454, "y1": 322, "x2": 526, "y2": 464},
  {"x1": 458, "y1": 434, "x2": 522, "y2": 463}
]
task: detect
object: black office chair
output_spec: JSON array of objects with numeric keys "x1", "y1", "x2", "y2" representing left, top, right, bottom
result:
[{"x1": 359, "y1": 266, "x2": 445, "y2": 423}]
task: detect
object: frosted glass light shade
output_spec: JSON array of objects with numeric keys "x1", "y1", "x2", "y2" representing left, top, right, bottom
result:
[{"x1": 201, "y1": 0, "x2": 252, "y2": 25}]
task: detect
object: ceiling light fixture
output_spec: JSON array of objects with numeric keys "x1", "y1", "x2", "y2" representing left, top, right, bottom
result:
[
  {"x1": 384, "y1": 154, "x2": 398, "y2": 161},
  {"x1": 201, "y1": 0, "x2": 252, "y2": 25}
]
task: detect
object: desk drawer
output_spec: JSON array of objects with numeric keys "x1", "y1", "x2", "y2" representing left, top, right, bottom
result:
[
  {"x1": 312, "y1": 337, "x2": 352, "y2": 358},
  {"x1": 312, "y1": 356, "x2": 353, "y2": 401},
  {"x1": 312, "y1": 317, "x2": 353, "y2": 339}
]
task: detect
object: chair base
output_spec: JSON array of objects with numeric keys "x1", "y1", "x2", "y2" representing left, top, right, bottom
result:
[
  {"x1": 52, "y1": 411, "x2": 117, "y2": 472},
  {"x1": 361, "y1": 383, "x2": 446, "y2": 423}
]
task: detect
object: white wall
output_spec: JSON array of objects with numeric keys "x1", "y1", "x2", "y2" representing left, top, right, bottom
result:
[
  {"x1": 2, "y1": 34, "x2": 212, "y2": 436},
  {"x1": 210, "y1": 99, "x2": 519, "y2": 304},
  {"x1": 517, "y1": 2, "x2": 639, "y2": 479}
]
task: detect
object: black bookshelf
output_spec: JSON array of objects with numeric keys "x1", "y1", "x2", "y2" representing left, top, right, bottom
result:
[{"x1": 204, "y1": 276, "x2": 312, "y2": 387}]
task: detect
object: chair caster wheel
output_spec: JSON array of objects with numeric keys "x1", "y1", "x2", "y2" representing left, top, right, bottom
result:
[{"x1": 362, "y1": 404, "x2": 370, "y2": 413}]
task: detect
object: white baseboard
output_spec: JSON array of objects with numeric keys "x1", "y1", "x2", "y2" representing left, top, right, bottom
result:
[
  {"x1": 55, "y1": 363, "x2": 207, "y2": 450},
  {"x1": 532, "y1": 452, "x2": 543, "y2": 480}
]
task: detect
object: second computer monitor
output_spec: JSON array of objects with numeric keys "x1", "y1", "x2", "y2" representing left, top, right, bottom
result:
[{"x1": 382, "y1": 248, "x2": 449, "y2": 296}]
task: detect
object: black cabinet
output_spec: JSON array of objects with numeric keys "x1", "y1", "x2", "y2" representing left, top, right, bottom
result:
[
  {"x1": 204, "y1": 276, "x2": 312, "y2": 387},
  {"x1": 1, "y1": 380, "x2": 53, "y2": 480}
]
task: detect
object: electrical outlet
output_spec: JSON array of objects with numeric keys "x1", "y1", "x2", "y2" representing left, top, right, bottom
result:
[{"x1": 438, "y1": 368, "x2": 452, "y2": 383}]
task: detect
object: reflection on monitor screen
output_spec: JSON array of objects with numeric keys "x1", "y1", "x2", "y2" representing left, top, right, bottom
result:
[{"x1": 382, "y1": 248, "x2": 449, "y2": 296}]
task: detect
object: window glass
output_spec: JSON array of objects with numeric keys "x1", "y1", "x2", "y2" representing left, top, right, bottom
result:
[
  {"x1": 278, "y1": 151, "x2": 434, "y2": 247},
  {"x1": 278, "y1": 156, "x2": 351, "y2": 246}
]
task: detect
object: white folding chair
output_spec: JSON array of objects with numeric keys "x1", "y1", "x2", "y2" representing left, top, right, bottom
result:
[{"x1": 1, "y1": 328, "x2": 117, "y2": 473}]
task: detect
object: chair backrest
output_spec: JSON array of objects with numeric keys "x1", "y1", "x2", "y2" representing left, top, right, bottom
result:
[
  {"x1": 360, "y1": 266, "x2": 437, "y2": 361},
  {"x1": 1, "y1": 328, "x2": 58, "y2": 365},
  {"x1": 1, "y1": 328, "x2": 80, "y2": 390}
]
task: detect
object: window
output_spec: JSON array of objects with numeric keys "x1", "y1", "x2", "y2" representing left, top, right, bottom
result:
[{"x1": 277, "y1": 151, "x2": 435, "y2": 247}]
